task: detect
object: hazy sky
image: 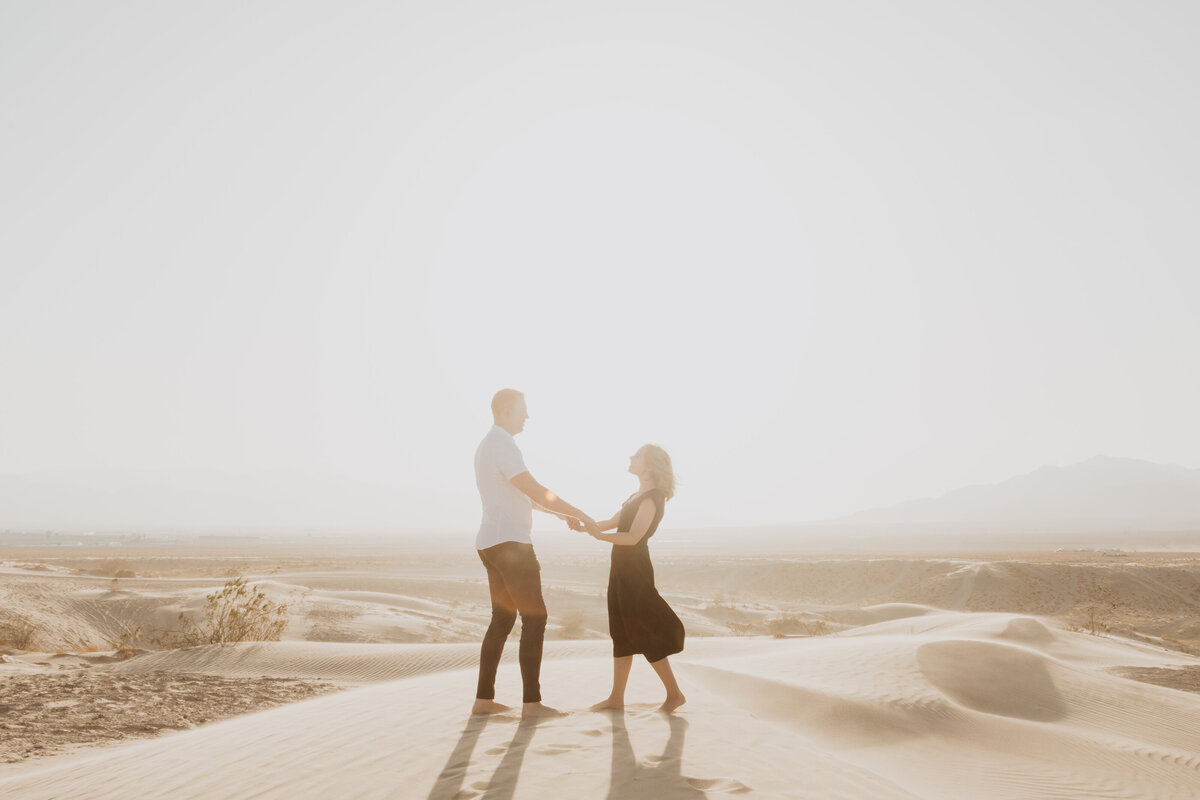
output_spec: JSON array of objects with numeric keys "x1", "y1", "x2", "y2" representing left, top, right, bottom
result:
[{"x1": 2, "y1": 2, "x2": 1197, "y2": 532}]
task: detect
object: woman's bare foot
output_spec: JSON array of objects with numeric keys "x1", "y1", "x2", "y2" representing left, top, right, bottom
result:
[
  {"x1": 471, "y1": 699, "x2": 512, "y2": 715},
  {"x1": 658, "y1": 693, "x2": 686, "y2": 714},
  {"x1": 521, "y1": 702, "x2": 566, "y2": 719},
  {"x1": 589, "y1": 697, "x2": 624, "y2": 712}
]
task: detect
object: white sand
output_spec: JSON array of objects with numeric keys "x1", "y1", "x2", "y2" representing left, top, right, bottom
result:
[{"x1": 3, "y1": 611, "x2": 1199, "y2": 799}]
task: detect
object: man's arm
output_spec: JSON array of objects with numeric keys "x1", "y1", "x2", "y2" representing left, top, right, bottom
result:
[
  {"x1": 533, "y1": 501, "x2": 574, "y2": 520},
  {"x1": 510, "y1": 472, "x2": 597, "y2": 533}
]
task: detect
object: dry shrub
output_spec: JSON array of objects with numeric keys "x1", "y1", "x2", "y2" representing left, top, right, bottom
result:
[
  {"x1": 0, "y1": 614, "x2": 39, "y2": 650},
  {"x1": 154, "y1": 577, "x2": 288, "y2": 648},
  {"x1": 1069, "y1": 584, "x2": 1120, "y2": 636},
  {"x1": 558, "y1": 609, "x2": 588, "y2": 639},
  {"x1": 765, "y1": 615, "x2": 829, "y2": 638},
  {"x1": 106, "y1": 623, "x2": 150, "y2": 657}
]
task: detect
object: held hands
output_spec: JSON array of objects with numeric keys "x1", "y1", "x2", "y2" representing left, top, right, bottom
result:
[{"x1": 566, "y1": 515, "x2": 602, "y2": 537}]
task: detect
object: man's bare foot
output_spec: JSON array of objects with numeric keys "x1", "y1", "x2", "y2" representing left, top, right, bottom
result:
[
  {"x1": 471, "y1": 699, "x2": 512, "y2": 715},
  {"x1": 521, "y1": 702, "x2": 566, "y2": 719},
  {"x1": 589, "y1": 697, "x2": 624, "y2": 711},
  {"x1": 658, "y1": 693, "x2": 686, "y2": 714}
]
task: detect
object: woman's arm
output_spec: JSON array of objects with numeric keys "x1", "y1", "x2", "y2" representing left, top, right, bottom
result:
[
  {"x1": 574, "y1": 512, "x2": 619, "y2": 534},
  {"x1": 590, "y1": 498, "x2": 656, "y2": 546}
]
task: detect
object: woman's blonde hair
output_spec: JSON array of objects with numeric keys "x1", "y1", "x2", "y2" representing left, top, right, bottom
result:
[{"x1": 641, "y1": 444, "x2": 676, "y2": 500}]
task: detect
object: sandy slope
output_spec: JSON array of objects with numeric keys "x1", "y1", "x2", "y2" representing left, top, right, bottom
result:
[
  {"x1": 3, "y1": 611, "x2": 1199, "y2": 800},
  {"x1": 5, "y1": 552, "x2": 1200, "y2": 654}
]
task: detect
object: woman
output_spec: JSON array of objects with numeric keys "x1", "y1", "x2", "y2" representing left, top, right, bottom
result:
[{"x1": 587, "y1": 444, "x2": 686, "y2": 713}]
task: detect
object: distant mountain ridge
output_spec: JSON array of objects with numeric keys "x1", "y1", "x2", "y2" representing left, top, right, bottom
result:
[{"x1": 844, "y1": 456, "x2": 1200, "y2": 528}]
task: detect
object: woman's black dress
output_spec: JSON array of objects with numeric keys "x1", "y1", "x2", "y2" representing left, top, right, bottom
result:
[{"x1": 608, "y1": 488, "x2": 685, "y2": 662}]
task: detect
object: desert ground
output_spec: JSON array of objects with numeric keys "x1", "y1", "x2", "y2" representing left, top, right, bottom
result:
[{"x1": 2, "y1": 537, "x2": 1200, "y2": 799}]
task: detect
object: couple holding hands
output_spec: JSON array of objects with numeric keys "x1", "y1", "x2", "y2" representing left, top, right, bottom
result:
[{"x1": 471, "y1": 389, "x2": 686, "y2": 719}]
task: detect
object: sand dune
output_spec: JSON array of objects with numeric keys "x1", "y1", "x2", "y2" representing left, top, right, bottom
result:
[
  {"x1": 3, "y1": 611, "x2": 1199, "y2": 799},
  {"x1": 4, "y1": 552, "x2": 1200, "y2": 798},
  {"x1": 6, "y1": 552, "x2": 1200, "y2": 654},
  {"x1": 108, "y1": 638, "x2": 785, "y2": 683}
]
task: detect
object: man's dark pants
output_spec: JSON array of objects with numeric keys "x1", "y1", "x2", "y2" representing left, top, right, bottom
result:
[{"x1": 476, "y1": 541, "x2": 547, "y2": 704}]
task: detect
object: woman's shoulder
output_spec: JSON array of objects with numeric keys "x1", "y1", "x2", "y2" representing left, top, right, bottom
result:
[{"x1": 625, "y1": 488, "x2": 666, "y2": 507}]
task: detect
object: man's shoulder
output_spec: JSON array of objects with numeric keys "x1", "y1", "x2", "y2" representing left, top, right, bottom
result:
[{"x1": 477, "y1": 428, "x2": 521, "y2": 459}]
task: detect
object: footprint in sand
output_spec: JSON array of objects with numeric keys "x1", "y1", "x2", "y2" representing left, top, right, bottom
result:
[
  {"x1": 685, "y1": 777, "x2": 752, "y2": 794},
  {"x1": 484, "y1": 746, "x2": 507, "y2": 755},
  {"x1": 625, "y1": 711, "x2": 663, "y2": 720},
  {"x1": 533, "y1": 744, "x2": 576, "y2": 755}
]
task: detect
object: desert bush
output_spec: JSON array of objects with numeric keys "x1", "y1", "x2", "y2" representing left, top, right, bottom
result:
[
  {"x1": 1068, "y1": 584, "x2": 1119, "y2": 636},
  {"x1": 764, "y1": 615, "x2": 830, "y2": 638},
  {"x1": 107, "y1": 624, "x2": 149, "y2": 658},
  {"x1": 799, "y1": 617, "x2": 830, "y2": 637},
  {"x1": 0, "y1": 614, "x2": 39, "y2": 650},
  {"x1": 558, "y1": 609, "x2": 588, "y2": 639},
  {"x1": 154, "y1": 577, "x2": 288, "y2": 648}
]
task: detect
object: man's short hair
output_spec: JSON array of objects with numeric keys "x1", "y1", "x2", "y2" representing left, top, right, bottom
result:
[{"x1": 491, "y1": 388, "x2": 524, "y2": 420}]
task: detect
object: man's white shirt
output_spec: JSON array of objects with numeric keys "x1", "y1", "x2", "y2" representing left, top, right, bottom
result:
[{"x1": 474, "y1": 425, "x2": 533, "y2": 549}]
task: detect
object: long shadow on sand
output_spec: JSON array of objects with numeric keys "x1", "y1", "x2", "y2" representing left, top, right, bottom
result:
[
  {"x1": 426, "y1": 715, "x2": 489, "y2": 800},
  {"x1": 606, "y1": 714, "x2": 708, "y2": 799},
  {"x1": 427, "y1": 713, "x2": 711, "y2": 799},
  {"x1": 426, "y1": 716, "x2": 538, "y2": 800}
]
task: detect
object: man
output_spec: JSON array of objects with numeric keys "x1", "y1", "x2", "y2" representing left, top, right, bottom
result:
[{"x1": 472, "y1": 388, "x2": 598, "y2": 719}]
